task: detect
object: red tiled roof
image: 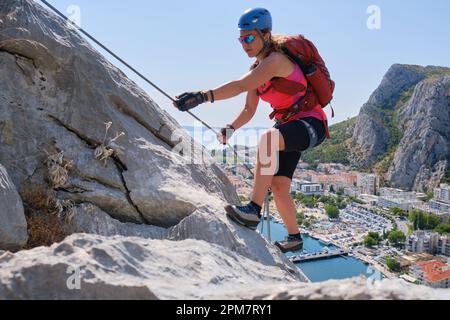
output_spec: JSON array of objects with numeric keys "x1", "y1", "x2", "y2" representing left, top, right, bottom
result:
[{"x1": 416, "y1": 260, "x2": 450, "y2": 283}]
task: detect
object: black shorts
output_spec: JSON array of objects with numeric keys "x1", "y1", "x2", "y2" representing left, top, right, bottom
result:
[{"x1": 273, "y1": 117, "x2": 327, "y2": 180}]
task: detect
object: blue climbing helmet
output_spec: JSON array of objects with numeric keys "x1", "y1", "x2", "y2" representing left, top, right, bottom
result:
[{"x1": 238, "y1": 8, "x2": 272, "y2": 32}]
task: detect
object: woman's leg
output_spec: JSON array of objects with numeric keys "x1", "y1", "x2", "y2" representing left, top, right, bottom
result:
[
  {"x1": 271, "y1": 176, "x2": 299, "y2": 235},
  {"x1": 251, "y1": 128, "x2": 286, "y2": 207}
]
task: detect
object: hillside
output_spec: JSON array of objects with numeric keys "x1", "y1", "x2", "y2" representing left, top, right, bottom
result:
[
  {"x1": 301, "y1": 117, "x2": 357, "y2": 165},
  {"x1": 303, "y1": 64, "x2": 450, "y2": 192}
]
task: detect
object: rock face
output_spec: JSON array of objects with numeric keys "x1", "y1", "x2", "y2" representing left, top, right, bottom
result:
[
  {"x1": 351, "y1": 64, "x2": 427, "y2": 168},
  {"x1": 213, "y1": 277, "x2": 450, "y2": 300},
  {"x1": 0, "y1": 0, "x2": 238, "y2": 229},
  {"x1": 0, "y1": 233, "x2": 302, "y2": 300},
  {"x1": 0, "y1": 164, "x2": 28, "y2": 251},
  {"x1": 350, "y1": 64, "x2": 450, "y2": 191},
  {"x1": 0, "y1": 0, "x2": 309, "y2": 296},
  {"x1": 65, "y1": 203, "x2": 169, "y2": 240},
  {"x1": 1, "y1": 233, "x2": 447, "y2": 300},
  {"x1": 387, "y1": 77, "x2": 450, "y2": 192}
]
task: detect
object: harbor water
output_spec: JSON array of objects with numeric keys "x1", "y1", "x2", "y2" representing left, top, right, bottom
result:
[{"x1": 259, "y1": 219, "x2": 372, "y2": 283}]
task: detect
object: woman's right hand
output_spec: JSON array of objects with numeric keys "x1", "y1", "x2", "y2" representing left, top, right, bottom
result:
[{"x1": 173, "y1": 92, "x2": 208, "y2": 112}]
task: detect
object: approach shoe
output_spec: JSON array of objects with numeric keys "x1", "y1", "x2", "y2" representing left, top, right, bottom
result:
[
  {"x1": 274, "y1": 235, "x2": 304, "y2": 253},
  {"x1": 225, "y1": 203, "x2": 262, "y2": 231}
]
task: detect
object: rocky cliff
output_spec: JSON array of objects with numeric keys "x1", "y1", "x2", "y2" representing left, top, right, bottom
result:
[
  {"x1": 387, "y1": 76, "x2": 450, "y2": 192},
  {"x1": 305, "y1": 64, "x2": 450, "y2": 192},
  {"x1": 1, "y1": 233, "x2": 449, "y2": 300},
  {"x1": 351, "y1": 65, "x2": 450, "y2": 192}
]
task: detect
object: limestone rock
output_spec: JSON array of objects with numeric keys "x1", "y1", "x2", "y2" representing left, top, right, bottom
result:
[
  {"x1": 0, "y1": 0, "x2": 305, "y2": 286},
  {"x1": 66, "y1": 203, "x2": 169, "y2": 240},
  {"x1": 387, "y1": 77, "x2": 450, "y2": 192},
  {"x1": 0, "y1": 233, "x2": 302, "y2": 300},
  {"x1": 0, "y1": 164, "x2": 28, "y2": 251},
  {"x1": 212, "y1": 277, "x2": 450, "y2": 300},
  {"x1": 0, "y1": 0, "x2": 239, "y2": 231},
  {"x1": 351, "y1": 64, "x2": 427, "y2": 168}
]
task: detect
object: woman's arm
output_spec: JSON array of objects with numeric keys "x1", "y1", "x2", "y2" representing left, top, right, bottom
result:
[
  {"x1": 217, "y1": 89, "x2": 259, "y2": 145},
  {"x1": 230, "y1": 89, "x2": 260, "y2": 130},
  {"x1": 207, "y1": 54, "x2": 283, "y2": 102}
]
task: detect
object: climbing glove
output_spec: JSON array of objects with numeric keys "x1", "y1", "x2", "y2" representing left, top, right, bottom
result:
[
  {"x1": 218, "y1": 124, "x2": 235, "y2": 145},
  {"x1": 174, "y1": 91, "x2": 209, "y2": 112}
]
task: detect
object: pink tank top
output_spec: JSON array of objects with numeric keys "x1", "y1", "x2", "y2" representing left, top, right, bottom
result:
[{"x1": 257, "y1": 63, "x2": 327, "y2": 123}]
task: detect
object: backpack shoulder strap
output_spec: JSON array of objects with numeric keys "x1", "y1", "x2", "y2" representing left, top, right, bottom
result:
[{"x1": 280, "y1": 45, "x2": 309, "y2": 76}]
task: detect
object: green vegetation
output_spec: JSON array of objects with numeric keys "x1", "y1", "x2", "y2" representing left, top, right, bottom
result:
[
  {"x1": 349, "y1": 196, "x2": 366, "y2": 205},
  {"x1": 408, "y1": 209, "x2": 441, "y2": 231},
  {"x1": 434, "y1": 218, "x2": 450, "y2": 235},
  {"x1": 295, "y1": 194, "x2": 348, "y2": 211},
  {"x1": 387, "y1": 230, "x2": 406, "y2": 248},
  {"x1": 386, "y1": 257, "x2": 401, "y2": 272},
  {"x1": 296, "y1": 211, "x2": 305, "y2": 226},
  {"x1": 389, "y1": 207, "x2": 408, "y2": 218},
  {"x1": 325, "y1": 204, "x2": 340, "y2": 219},
  {"x1": 364, "y1": 232, "x2": 381, "y2": 248},
  {"x1": 295, "y1": 194, "x2": 319, "y2": 208},
  {"x1": 422, "y1": 66, "x2": 450, "y2": 80},
  {"x1": 301, "y1": 117, "x2": 357, "y2": 165}
]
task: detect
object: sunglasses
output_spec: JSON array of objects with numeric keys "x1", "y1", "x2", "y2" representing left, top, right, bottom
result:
[{"x1": 238, "y1": 35, "x2": 256, "y2": 45}]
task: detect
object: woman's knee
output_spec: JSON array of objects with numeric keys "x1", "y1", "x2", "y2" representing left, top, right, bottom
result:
[{"x1": 271, "y1": 177, "x2": 291, "y2": 195}]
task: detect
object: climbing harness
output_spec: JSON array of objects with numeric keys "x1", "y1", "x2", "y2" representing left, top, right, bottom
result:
[{"x1": 39, "y1": 0, "x2": 272, "y2": 241}]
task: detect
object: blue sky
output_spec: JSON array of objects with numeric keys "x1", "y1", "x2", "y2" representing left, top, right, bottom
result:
[{"x1": 37, "y1": 0, "x2": 450, "y2": 128}]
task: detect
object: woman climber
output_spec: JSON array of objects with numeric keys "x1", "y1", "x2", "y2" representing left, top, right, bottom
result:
[{"x1": 174, "y1": 8, "x2": 332, "y2": 253}]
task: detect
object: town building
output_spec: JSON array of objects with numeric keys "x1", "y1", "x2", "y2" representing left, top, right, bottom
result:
[
  {"x1": 344, "y1": 186, "x2": 360, "y2": 197},
  {"x1": 406, "y1": 230, "x2": 450, "y2": 257},
  {"x1": 409, "y1": 260, "x2": 450, "y2": 289},
  {"x1": 434, "y1": 184, "x2": 450, "y2": 203},
  {"x1": 378, "y1": 188, "x2": 420, "y2": 211},
  {"x1": 291, "y1": 180, "x2": 323, "y2": 195},
  {"x1": 357, "y1": 174, "x2": 379, "y2": 195},
  {"x1": 422, "y1": 183, "x2": 450, "y2": 215},
  {"x1": 358, "y1": 194, "x2": 379, "y2": 206}
]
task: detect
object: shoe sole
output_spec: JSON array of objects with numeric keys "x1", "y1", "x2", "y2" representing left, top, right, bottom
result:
[
  {"x1": 275, "y1": 242, "x2": 304, "y2": 254},
  {"x1": 225, "y1": 206, "x2": 259, "y2": 231}
]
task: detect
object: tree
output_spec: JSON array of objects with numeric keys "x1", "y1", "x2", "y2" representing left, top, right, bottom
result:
[
  {"x1": 364, "y1": 235, "x2": 378, "y2": 248},
  {"x1": 388, "y1": 230, "x2": 406, "y2": 248},
  {"x1": 325, "y1": 204, "x2": 340, "y2": 219},
  {"x1": 434, "y1": 223, "x2": 450, "y2": 235},
  {"x1": 296, "y1": 211, "x2": 305, "y2": 226},
  {"x1": 409, "y1": 210, "x2": 441, "y2": 231},
  {"x1": 386, "y1": 257, "x2": 401, "y2": 272},
  {"x1": 303, "y1": 220, "x2": 311, "y2": 228},
  {"x1": 368, "y1": 232, "x2": 381, "y2": 242},
  {"x1": 390, "y1": 207, "x2": 407, "y2": 217}
]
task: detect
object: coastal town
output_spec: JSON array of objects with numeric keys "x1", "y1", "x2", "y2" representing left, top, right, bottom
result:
[{"x1": 216, "y1": 149, "x2": 450, "y2": 289}]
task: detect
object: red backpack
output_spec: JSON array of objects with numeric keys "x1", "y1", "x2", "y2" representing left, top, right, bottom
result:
[{"x1": 262, "y1": 35, "x2": 336, "y2": 118}]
